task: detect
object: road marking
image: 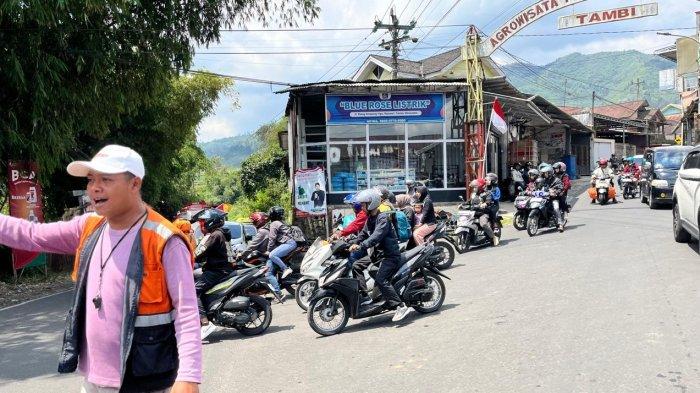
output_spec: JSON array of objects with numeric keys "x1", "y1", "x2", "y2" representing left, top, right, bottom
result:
[{"x1": 0, "y1": 289, "x2": 73, "y2": 312}]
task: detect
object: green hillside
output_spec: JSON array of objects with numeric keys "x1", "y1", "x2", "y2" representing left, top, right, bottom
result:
[
  {"x1": 503, "y1": 50, "x2": 678, "y2": 109},
  {"x1": 199, "y1": 133, "x2": 261, "y2": 167}
]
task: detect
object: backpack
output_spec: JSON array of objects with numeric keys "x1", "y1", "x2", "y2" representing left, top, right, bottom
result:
[
  {"x1": 394, "y1": 211, "x2": 411, "y2": 241},
  {"x1": 289, "y1": 225, "x2": 307, "y2": 244}
]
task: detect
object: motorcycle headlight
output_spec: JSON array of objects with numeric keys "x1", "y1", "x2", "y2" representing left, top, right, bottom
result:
[{"x1": 651, "y1": 179, "x2": 669, "y2": 188}]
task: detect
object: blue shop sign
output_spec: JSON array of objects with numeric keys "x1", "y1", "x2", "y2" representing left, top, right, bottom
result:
[{"x1": 326, "y1": 93, "x2": 444, "y2": 124}]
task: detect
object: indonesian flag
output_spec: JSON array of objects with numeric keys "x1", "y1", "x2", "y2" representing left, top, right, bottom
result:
[{"x1": 490, "y1": 98, "x2": 507, "y2": 135}]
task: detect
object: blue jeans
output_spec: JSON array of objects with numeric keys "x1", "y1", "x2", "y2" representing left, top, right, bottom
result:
[{"x1": 266, "y1": 240, "x2": 297, "y2": 292}]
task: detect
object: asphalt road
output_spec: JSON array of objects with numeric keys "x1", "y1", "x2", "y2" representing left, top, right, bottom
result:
[{"x1": 1, "y1": 191, "x2": 699, "y2": 392}]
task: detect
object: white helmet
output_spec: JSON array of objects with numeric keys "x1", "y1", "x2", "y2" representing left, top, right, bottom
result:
[{"x1": 353, "y1": 189, "x2": 381, "y2": 211}]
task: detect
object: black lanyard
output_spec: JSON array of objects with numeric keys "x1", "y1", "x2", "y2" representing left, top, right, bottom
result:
[{"x1": 92, "y1": 210, "x2": 148, "y2": 310}]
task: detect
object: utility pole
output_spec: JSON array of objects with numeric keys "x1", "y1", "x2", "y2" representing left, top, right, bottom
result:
[
  {"x1": 373, "y1": 7, "x2": 417, "y2": 79},
  {"x1": 463, "y1": 25, "x2": 486, "y2": 189},
  {"x1": 591, "y1": 91, "x2": 596, "y2": 138},
  {"x1": 630, "y1": 78, "x2": 645, "y2": 100},
  {"x1": 695, "y1": 11, "x2": 700, "y2": 145}
]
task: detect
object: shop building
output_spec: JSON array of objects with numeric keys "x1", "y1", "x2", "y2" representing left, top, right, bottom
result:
[{"x1": 279, "y1": 50, "x2": 591, "y2": 203}]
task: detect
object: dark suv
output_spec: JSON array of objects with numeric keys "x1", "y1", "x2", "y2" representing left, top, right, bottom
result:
[{"x1": 640, "y1": 146, "x2": 694, "y2": 209}]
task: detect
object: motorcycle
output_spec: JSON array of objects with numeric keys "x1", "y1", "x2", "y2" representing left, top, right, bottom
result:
[
  {"x1": 512, "y1": 194, "x2": 530, "y2": 231},
  {"x1": 306, "y1": 241, "x2": 448, "y2": 336},
  {"x1": 239, "y1": 243, "x2": 308, "y2": 298},
  {"x1": 295, "y1": 238, "x2": 335, "y2": 311},
  {"x1": 199, "y1": 267, "x2": 273, "y2": 336},
  {"x1": 620, "y1": 174, "x2": 638, "y2": 199},
  {"x1": 589, "y1": 177, "x2": 616, "y2": 205},
  {"x1": 453, "y1": 198, "x2": 502, "y2": 251},
  {"x1": 526, "y1": 190, "x2": 564, "y2": 236}
]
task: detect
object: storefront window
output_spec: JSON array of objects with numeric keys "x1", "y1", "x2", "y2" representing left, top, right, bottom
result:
[
  {"x1": 407, "y1": 123, "x2": 443, "y2": 140},
  {"x1": 446, "y1": 143, "x2": 466, "y2": 188},
  {"x1": 408, "y1": 143, "x2": 443, "y2": 188},
  {"x1": 369, "y1": 123, "x2": 404, "y2": 141},
  {"x1": 329, "y1": 144, "x2": 366, "y2": 192},
  {"x1": 368, "y1": 144, "x2": 405, "y2": 191},
  {"x1": 327, "y1": 125, "x2": 366, "y2": 141}
]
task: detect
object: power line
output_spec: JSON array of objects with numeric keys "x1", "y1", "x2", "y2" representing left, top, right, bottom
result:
[
  {"x1": 184, "y1": 69, "x2": 293, "y2": 86},
  {"x1": 194, "y1": 45, "x2": 457, "y2": 55},
  {"x1": 515, "y1": 27, "x2": 695, "y2": 37},
  {"x1": 407, "y1": 0, "x2": 461, "y2": 57}
]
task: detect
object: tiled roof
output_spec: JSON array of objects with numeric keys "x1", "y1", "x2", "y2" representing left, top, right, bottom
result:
[
  {"x1": 593, "y1": 100, "x2": 647, "y2": 120},
  {"x1": 370, "y1": 47, "x2": 462, "y2": 76},
  {"x1": 558, "y1": 106, "x2": 584, "y2": 115}
]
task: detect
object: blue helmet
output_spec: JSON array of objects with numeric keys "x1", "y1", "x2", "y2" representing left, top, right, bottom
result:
[{"x1": 343, "y1": 193, "x2": 362, "y2": 213}]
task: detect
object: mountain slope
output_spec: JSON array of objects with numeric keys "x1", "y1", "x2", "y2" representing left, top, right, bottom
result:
[
  {"x1": 199, "y1": 133, "x2": 261, "y2": 167},
  {"x1": 502, "y1": 50, "x2": 677, "y2": 109}
]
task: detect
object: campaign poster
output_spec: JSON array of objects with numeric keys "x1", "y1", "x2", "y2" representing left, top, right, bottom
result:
[
  {"x1": 326, "y1": 93, "x2": 444, "y2": 125},
  {"x1": 294, "y1": 167, "x2": 326, "y2": 217},
  {"x1": 7, "y1": 161, "x2": 44, "y2": 270}
]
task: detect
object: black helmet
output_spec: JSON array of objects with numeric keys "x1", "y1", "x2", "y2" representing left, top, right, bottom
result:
[
  {"x1": 199, "y1": 209, "x2": 226, "y2": 232},
  {"x1": 268, "y1": 206, "x2": 285, "y2": 221}
]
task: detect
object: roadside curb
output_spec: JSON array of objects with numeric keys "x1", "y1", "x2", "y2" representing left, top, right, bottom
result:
[{"x1": 0, "y1": 289, "x2": 72, "y2": 312}]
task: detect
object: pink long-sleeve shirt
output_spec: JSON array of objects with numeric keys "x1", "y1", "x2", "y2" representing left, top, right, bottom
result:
[{"x1": 0, "y1": 213, "x2": 202, "y2": 388}]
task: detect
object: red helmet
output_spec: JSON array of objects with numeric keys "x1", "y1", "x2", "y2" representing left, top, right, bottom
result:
[
  {"x1": 249, "y1": 212, "x2": 269, "y2": 228},
  {"x1": 599, "y1": 158, "x2": 608, "y2": 167},
  {"x1": 469, "y1": 178, "x2": 487, "y2": 192}
]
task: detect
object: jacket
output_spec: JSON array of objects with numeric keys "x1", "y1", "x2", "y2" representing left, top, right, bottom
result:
[
  {"x1": 354, "y1": 212, "x2": 401, "y2": 261},
  {"x1": 415, "y1": 186, "x2": 436, "y2": 225},
  {"x1": 592, "y1": 167, "x2": 614, "y2": 180},
  {"x1": 267, "y1": 220, "x2": 293, "y2": 252},
  {"x1": 559, "y1": 173, "x2": 571, "y2": 194},
  {"x1": 543, "y1": 176, "x2": 564, "y2": 196},
  {"x1": 245, "y1": 226, "x2": 269, "y2": 254},
  {"x1": 340, "y1": 210, "x2": 368, "y2": 237},
  {"x1": 60, "y1": 208, "x2": 193, "y2": 390},
  {"x1": 194, "y1": 228, "x2": 231, "y2": 272}
]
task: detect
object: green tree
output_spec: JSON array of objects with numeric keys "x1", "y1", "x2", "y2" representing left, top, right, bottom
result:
[{"x1": 0, "y1": 0, "x2": 319, "y2": 213}]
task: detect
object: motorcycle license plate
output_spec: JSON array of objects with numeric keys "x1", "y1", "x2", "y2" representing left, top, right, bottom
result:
[{"x1": 598, "y1": 189, "x2": 606, "y2": 193}]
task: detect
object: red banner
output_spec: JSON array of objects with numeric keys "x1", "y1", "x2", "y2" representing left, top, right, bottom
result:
[{"x1": 7, "y1": 161, "x2": 44, "y2": 270}]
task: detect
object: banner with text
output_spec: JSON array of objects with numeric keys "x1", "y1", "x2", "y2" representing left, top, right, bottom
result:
[
  {"x1": 326, "y1": 93, "x2": 444, "y2": 125},
  {"x1": 294, "y1": 167, "x2": 327, "y2": 217},
  {"x1": 558, "y1": 3, "x2": 658, "y2": 29},
  {"x1": 7, "y1": 161, "x2": 45, "y2": 270}
]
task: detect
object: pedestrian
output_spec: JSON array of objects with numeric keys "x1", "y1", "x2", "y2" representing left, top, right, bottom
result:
[{"x1": 0, "y1": 145, "x2": 201, "y2": 393}]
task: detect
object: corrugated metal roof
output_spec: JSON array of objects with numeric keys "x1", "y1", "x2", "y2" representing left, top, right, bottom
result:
[{"x1": 275, "y1": 78, "x2": 472, "y2": 93}]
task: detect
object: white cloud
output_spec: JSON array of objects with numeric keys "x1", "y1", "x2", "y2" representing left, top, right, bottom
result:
[{"x1": 197, "y1": 116, "x2": 238, "y2": 143}]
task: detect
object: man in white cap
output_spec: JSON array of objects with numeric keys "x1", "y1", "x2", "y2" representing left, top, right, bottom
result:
[{"x1": 0, "y1": 145, "x2": 201, "y2": 393}]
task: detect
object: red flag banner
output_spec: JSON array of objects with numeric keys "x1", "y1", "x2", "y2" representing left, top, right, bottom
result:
[
  {"x1": 490, "y1": 98, "x2": 508, "y2": 135},
  {"x1": 7, "y1": 161, "x2": 44, "y2": 270}
]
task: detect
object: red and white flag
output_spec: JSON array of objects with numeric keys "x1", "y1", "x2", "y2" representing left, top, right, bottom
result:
[{"x1": 490, "y1": 98, "x2": 507, "y2": 135}]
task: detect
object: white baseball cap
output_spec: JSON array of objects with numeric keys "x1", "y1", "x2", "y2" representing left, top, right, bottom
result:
[{"x1": 67, "y1": 144, "x2": 145, "y2": 178}]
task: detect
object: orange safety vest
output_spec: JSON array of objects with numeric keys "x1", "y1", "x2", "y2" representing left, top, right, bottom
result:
[{"x1": 72, "y1": 208, "x2": 193, "y2": 316}]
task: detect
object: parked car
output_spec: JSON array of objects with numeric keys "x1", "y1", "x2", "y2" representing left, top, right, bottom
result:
[
  {"x1": 223, "y1": 221, "x2": 247, "y2": 252},
  {"x1": 640, "y1": 146, "x2": 694, "y2": 209},
  {"x1": 672, "y1": 145, "x2": 700, "y2": 243}
]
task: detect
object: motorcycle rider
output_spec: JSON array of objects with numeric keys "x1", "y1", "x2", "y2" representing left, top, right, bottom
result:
[
  {"x1": 374, "y1": 185, "x2": 396, "y2": 212},
  {"x1": 511, "y1": 164, "x2": 525, "y2": 195},
  {"x1": 540, "y1": 164, "x2": 566, "y2": 232},
  {"x1": 194, "y1": 209, "x2": 233, "y2": 337},
  {"x1": 412, "y1": 185, "x2": 437, "y2": 245},
  {"x1": 240, "y1": 212, "x2": 270, "y2": 258},
  {"x1": 395, "y1": 194, "x2": 415, "y2": 232},
  {"x1": 265, "y1": 206, "x2": 295, "y2": 301},
  {"x1": 468, "y1": 178, "x2": 499, "y2": 246},
  {"x1": 331, "y1": 194, "x2": 368, "y2": 240},
  {"x1": 590, "y1": 158, "x2": 617, "y2": 204},
  {"x1": 485, "y1": 173, "x2": 501, "y2": 229},
  {"x1": 348, "y1": 189, "x2": 412, "y2": 322},
  {"x1": 553, "y1": 162, "x2": 571, "y2": 213},
  {"x1": 525, "y1": 169, "x2": 540, "y2": 196}
]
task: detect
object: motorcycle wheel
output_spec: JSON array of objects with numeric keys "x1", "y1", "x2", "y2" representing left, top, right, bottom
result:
[
  {"x1": 526, "y1": 215, "x2": 539, "y2": 237},
  {"x1": 307, "y1": 296, "x2": 350, "y2": 336},
  {"x1": 597, "y1": 195, "x2": 608, "y2": 205},
  {"x1": 295, "y1": 279, "x2": 317, "y2": 311},
  {"x1": 458, "y1": 232, "x2": 470, "y2": 253},
  {"x1": 282, "y1": 282, "x2": 296, "y2": 297},
  {"x1": 235, "y1": 295, "x2": 272, "y2": 336},
  {"x1": 434, "y1": 239, "x2": 456, "y2": 270},
  {"x1": 413, "y1": 272, "x2": 446, "y2": 314},
  {"x1": 513, "y1": 212, "x2": 526, "y2": 231}
]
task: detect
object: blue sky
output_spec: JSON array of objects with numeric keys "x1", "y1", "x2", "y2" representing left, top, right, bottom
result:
[{"x1": 191, "y1": 0, "x2": 698, "y2": 142}]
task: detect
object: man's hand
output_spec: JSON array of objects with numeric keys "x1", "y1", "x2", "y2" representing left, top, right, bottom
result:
[
  {"x1": 171, "y1": 381, "x2": 199, "y2": 393},
  {"x1": 479, "y1": 203, "x2": 487, "y2": 209},
  {"x1": 349, "y1": 244, "x2": 361, "y2": 252},
  {"x1": 330, "y1": 232, "x2": 340, "y2": 241}
]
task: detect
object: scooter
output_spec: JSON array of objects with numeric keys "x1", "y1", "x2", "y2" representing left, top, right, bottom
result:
[
  {"x1": 453, "y1": 198, "x2": 502, "y2": 251},
  {"x1": 512, "y1": 193, "x2": 530, "y2": 231},
  {"x1": 590, "y1": 177, "x2": 616, "y2": 205},
  {"x1": 306, "y1": 241, "x2": 448, "y2": 336},
  {"x1": 239, "y1": 244, "x2": 308, "y2": 297},
  {"x1": 620, "y1": 174, "x2": 638, "y2": 199},
  {"x1": 526, "y1": 190, "x2": 565, "y2": 236},
  {"x1": 295, "y1": 238, "x2": 335, "y2": 311},
  {"x1": 199, "y1": 267, "x2": 273, "y2": 337}
]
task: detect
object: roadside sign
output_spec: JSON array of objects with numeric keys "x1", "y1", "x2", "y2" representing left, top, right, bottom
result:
[
  {"x1": 675, "y1": 135, "x2": 683, "y2": 145},
  {"x1": 481, "y1": 0, "x2": 587, "y2": 56},
  {"x1": 558, "y1": 3, "x2": 658, "y2": 29}
]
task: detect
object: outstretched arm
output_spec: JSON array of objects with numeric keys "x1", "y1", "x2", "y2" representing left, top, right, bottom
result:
[{"x1": 0, "y1": 214, "x2": 86, "y2": 255}]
